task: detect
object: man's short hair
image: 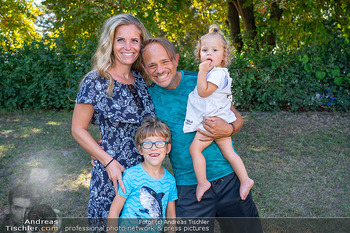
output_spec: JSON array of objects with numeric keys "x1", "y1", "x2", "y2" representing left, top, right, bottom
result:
[{"x1": 141, "y1": 37, "x2": 178, "y2": 63}]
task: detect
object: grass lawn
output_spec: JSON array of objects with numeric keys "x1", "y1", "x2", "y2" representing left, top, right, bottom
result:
[{"x1": 0, "y1": 110, "x2": 349, "y2": 221}]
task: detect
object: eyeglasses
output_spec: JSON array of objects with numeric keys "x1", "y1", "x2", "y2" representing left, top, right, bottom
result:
[
  {"x1": 140, "y1": 141, "x2": 169, "y2": 149},
  {"x1": 128, "y1": 84, "x2": 143, "y2": 109}
]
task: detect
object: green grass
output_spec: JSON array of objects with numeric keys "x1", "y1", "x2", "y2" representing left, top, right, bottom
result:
[
  {"x1": 0, "y1": 110, "x2": 98, "y2": 217},
  {"x1": 0, "y1": 110, "x2": 349, "y2": 220},
  {"x1": 234, "y1": 112, "x2": 350, "y2": 217}
]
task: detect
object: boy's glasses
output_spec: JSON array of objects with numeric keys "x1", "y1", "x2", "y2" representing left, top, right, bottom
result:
[
  {"x1": 140, "y1": 141, "x2": 169, "y2": 149},
  {"x1": 128, "y1": 84, "x2": 143, "y2": 109}
]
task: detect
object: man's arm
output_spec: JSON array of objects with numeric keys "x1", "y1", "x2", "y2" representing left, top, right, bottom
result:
[
  {"x1": 229, "y1": 104, "x2": 243, "y2": 135},
  {"x1": 197, "y1": 103, "x2": 243, "y2": 141}
]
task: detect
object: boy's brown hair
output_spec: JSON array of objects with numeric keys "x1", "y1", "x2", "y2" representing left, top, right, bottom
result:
[{"x1": 135, "y1": 117, "x2": 171, "y2": 146}]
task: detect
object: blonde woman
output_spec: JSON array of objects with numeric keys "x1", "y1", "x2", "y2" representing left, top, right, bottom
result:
[{"x1": 72, "y1": 13, "x2": 155, "y2": 218}]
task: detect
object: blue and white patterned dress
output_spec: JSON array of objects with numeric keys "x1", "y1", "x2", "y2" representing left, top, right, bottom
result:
[{"x1": 76, "y1": 70, "x2": 156, "y2": 218}]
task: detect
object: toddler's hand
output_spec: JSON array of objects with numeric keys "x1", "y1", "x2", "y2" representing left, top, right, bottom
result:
[{"x1": 199, "y1": 59, "x2": 213, "y2": 73}]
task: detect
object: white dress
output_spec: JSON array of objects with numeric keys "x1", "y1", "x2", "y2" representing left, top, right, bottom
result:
[{"x1": 183, "y1": 67, "x2": 237, "y2": 133}]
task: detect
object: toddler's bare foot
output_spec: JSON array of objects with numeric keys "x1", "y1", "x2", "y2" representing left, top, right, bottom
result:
[
  {"x1": 240, "y1": 178, "x2": 254, "y2": 200},
  {"x1": 196, "y1": 180, "x2": 211, "y2": 202}
]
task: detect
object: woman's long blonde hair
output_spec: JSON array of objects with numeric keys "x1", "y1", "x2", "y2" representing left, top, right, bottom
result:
[{"x1": 92, "y1": 14, "x2": 150, "y2": 96}]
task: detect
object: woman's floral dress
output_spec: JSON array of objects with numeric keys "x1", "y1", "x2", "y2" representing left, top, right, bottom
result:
[{"x1": 76, "y1": 70, "x2": 155, "y2": 218}]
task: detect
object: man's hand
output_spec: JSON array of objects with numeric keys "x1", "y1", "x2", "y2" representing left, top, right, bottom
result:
[
  {"x1": 197, "y1": 105, "x2": 244, "y2": 141},
  {"x1": 197, "y1": 116, "x2": 234, "y2": 141}
]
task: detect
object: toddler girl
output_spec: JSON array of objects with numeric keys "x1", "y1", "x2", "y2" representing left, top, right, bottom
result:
[{"x1": 183, "y1": 25, "x2": 254, "y2": 202}]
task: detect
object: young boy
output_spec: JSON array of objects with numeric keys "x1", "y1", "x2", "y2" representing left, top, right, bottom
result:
[{"x1": 107, "y1": 117, "x2": 177, "y2": 233}]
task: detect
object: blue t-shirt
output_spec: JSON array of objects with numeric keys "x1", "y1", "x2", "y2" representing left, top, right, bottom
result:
[
  {"x1": 118, "y1": 163, "x2": 177, "y2": 219},
  {"x1": 148, "y1": 70, "x2": 234, "y2": 185}
]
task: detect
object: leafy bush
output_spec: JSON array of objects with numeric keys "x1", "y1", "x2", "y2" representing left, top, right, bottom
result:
[
  {"x1": 229, "y1": 36, "x2": 350, "y2": 111},
  {"x1": 0, "y1": 34, "x2": 349, "y2": 111},
  {"x1": 0, "y1": 35, "x2": 97, "y2": 110}
]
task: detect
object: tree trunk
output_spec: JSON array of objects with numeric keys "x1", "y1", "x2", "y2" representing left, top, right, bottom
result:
[
  {"x1": 267, "y1": 1, "x2": 283, "y2": 48},
  {"x1": 227, "y1": 0, "x2": 243, "y2": 52},
  {"x1": 230, "y1": 0, "x2": 258, "y2": 51}
]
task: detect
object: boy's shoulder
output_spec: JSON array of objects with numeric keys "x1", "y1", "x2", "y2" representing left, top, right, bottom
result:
[
  {"x1": 123, "y1": 163, "x2": 143, "y2": 176},
  {"x1": 123, "y1": 164, "x2": 175, "y2": 183},
  {"x1": 163, "y1": 168, "x2": 176, "y2": 183}
]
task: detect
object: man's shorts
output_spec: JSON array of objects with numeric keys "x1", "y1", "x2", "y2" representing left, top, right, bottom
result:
[{"x1": 175, "y1": 172, "x2": 262, "y2": 233}]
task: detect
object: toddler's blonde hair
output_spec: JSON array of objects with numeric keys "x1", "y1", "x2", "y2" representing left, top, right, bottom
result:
[{"x1": 194, "y1": 24, "x2": 232, "y2": 67}]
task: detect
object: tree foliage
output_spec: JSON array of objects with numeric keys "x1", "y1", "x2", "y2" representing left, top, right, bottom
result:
[
  {"x1": 227, "y1": 0, "x2": 350, "y2": 52},
  {"x1": 1, "y1": 0, "x2": 349, "y2": 111},
  {"x1": 4, "y1": 0, "x2": 349, "y2": 54},
  {"x1": 39, "y1": 0, "x2": 350, "y2": 55},
  {"x1": 273, "y1": 0, "x2": 350, "y2": 49},
  {"x1": 0, "y1": 0, "x2": 43, "y2": 48},
  {"x1": 41, "y1": 0, "x2": 227, "y2": 47}
]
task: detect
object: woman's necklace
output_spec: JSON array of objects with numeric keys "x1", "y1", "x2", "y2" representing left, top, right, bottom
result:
[{"x1": 109, "y1": 69, "x2": 134, "y2": 84}]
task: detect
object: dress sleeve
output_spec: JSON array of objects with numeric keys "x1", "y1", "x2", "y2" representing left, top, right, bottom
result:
[
  {"x1": 76, "y1": 70, "x2": 155, "y2": 124},
  {"x1": 75, "y1": 71, "x2": 100, "y2": 105},
  {"x1": 206, "y1": 68, "x2": 227, "y2": 90}
]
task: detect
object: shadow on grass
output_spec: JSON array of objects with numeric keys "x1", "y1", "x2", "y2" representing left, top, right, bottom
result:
[
  {"x1": 1, "y1": 110, "x2": 349, "y2": 219},
  {"x1": 0, "y1": 110, "x2": 94, "y2": 218}
]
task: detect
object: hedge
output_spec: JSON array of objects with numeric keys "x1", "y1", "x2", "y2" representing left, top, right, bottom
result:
[
  {"x1": 0, "y1": 35, "x2": 349, "y2": 111},
  {"x1": 229, "y1": 36, "x2": 350, "y2": 111}
]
